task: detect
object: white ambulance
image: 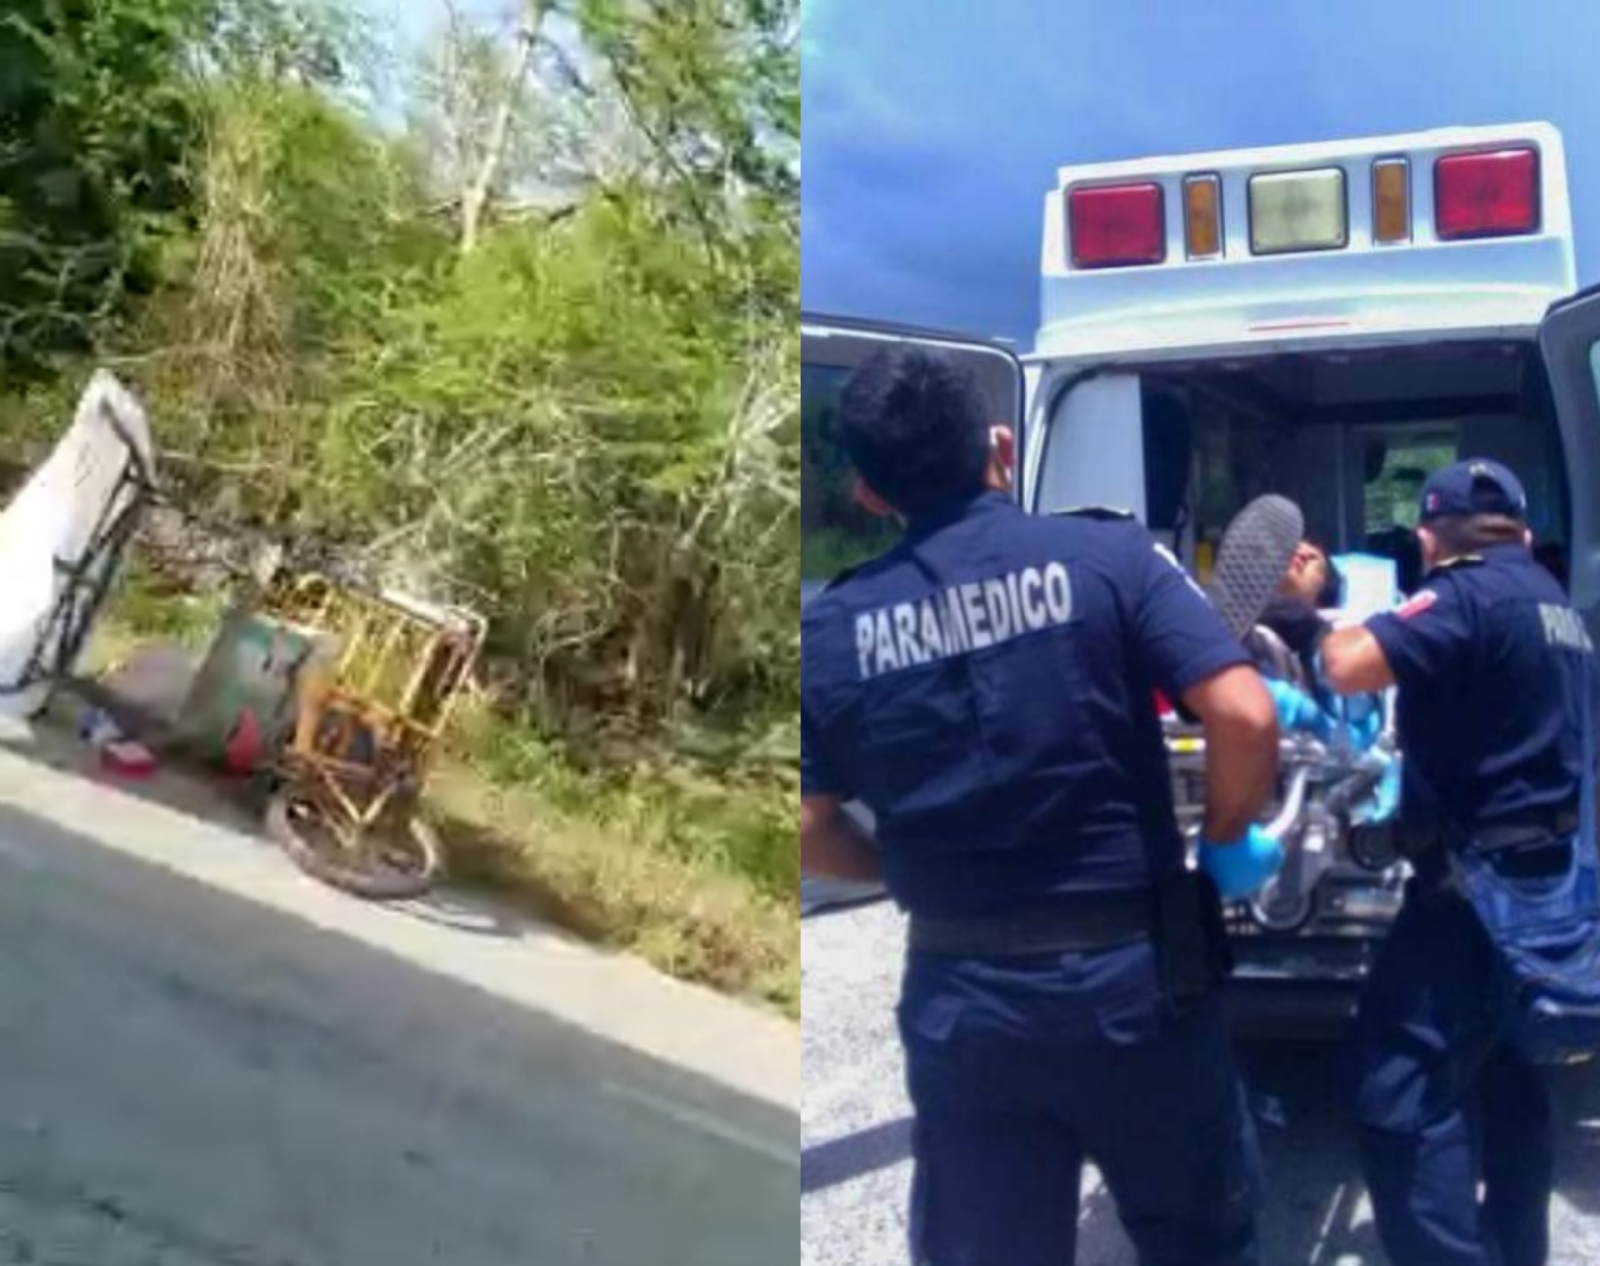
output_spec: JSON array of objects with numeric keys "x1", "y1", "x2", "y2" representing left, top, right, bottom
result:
[{"x1": 802, "y1": 121, "x2": 1600, "y2": 1032}]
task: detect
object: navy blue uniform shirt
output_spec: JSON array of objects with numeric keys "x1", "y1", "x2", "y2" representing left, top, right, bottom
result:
[
  {"x1": 801, "y1": 492, "x2": 1250, "y2": 918},
  {"x1": 1366, "y1": 543, "x2": 1595, "y2": 839}
]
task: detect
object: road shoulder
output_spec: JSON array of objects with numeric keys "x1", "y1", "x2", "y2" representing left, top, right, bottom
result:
[{"x1": 0, "y1": 743, "x2": 799, "y2": 1113}]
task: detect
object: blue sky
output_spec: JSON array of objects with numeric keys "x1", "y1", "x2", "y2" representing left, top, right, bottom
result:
[
  {"x1": 365, "y1": 0, "x2": 523, "y2": 111},
  {"x1": 373, "y1": 0, "x2": 511, "y2": 50},
  {"x1": 801, "y1": 0, "x2": 1600, "y2": 345}
]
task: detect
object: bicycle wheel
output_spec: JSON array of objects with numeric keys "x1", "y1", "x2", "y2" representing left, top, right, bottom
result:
[{"x1": 266, "y1": 791, "x2": 444, "y2": 901}]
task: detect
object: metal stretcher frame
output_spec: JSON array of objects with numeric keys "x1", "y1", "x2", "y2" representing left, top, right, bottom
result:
[{"x1": 0, "y1": 403, "x2": 158, "y2": 702}]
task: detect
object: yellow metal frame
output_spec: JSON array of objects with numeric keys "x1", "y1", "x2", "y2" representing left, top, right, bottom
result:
[{"x1": 258, "y1": 571, "x2": 486, "y2": 848}]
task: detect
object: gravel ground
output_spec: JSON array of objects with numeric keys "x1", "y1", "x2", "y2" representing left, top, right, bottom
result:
[{"x1": 802, "y1": 899, "x2": 1600, "y2": 1265}]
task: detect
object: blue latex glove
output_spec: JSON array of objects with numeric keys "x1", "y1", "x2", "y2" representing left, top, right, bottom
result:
[
  {"x1": 1311, "y1": 648, "x2": 1338, "y2": 702},
  {"x1": 1308, "y1": 690, "x2": 1383, "y2": 754},
  {"x1": 1342, "y1": 687, "x2": 1381, "y2": 727},
  {"x1": 1265, "y1": 678, "x2": 1324, "y2": 734},
  {"x1": 1199, "y1": 826, "x2": 1285, "y2": 901},
  {"x1": 1285, "y1": 660, "x2": 1386, "y2": 752},
  {"x1": 1345, "y1": 706, "x2": 1383, "y2": 753},
  {"x1": 1351, "y1": 752, "x2": 1402, "y2": 826}
]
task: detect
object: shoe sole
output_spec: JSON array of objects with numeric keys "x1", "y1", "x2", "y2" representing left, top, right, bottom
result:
[{"x1": 1207, "y1": 495, "x2": 1305, "y2": 641}]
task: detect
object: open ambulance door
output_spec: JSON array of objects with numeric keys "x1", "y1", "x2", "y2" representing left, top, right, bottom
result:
[
  {"x1": 799, "y1": 314, "x2": 1024, "y2": 447},
  {"x1": 1537, "y1": 286, "x2": 1600, "y2": 638},
  {"x1": 799, "y1": 314, "x2": 1023, "y2": 916},
  {"x1": 1539, "y1": 285, "x2": 1600, "y2": 848},
  {"x1": 800, "y1": 311, "x2": 1026, "y2": 590}
]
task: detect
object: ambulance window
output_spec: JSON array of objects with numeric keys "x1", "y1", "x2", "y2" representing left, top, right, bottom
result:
[
  {"x1": 1353, "y1": 403, "x2": 1569, "y2": 594},
  {"x1": 801, "y1": 363, "x2": 900, "y2": 583},
  {"x1": 1359, "y1": 429, "x2": 1455, "y2": 595},
  {"x1": 1185, "y1": 395, "x2": 1287, "y2": 579},
  {"x1": 1362, "y1": 433, "x2": 1455, "y2": 536}
]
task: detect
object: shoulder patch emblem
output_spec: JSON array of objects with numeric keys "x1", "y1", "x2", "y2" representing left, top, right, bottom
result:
[{"x1": 1396, "y1": 589, "x2": 1438, "y2": 620}]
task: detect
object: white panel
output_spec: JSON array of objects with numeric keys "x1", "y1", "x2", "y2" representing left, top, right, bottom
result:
[
  {"x1": 1034, "y1": 374, "x2": 1147, "y2": 521},
  {"x1": 1035, "y1": 121, "x2": 1574, "y2": 364},
  {"x1": 0, "y1": 370, "x2": 154, "y2": 720}
]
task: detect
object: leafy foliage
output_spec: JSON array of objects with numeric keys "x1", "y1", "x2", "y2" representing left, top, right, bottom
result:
[
  {"x1": 0, "y1": 0, "x2": 799, "y2": 956},
  {"x1": 0, "y1": 0, "x2": 207, "y2": 376}
]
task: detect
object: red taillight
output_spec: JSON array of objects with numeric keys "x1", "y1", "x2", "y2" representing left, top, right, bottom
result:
[
  {"x1": 1068, "y1": 183, "x2": 1166, "y2": 269},
  {"x1": 1434, "y1": 147, "x2": 1539, "y2": 240}
]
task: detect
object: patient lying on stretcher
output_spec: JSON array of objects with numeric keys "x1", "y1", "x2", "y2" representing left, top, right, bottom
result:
[{"x1": 1245, "y1": 538, "x2": 1401, "y2": 827}]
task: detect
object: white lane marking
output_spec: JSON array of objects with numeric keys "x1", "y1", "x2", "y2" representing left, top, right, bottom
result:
[{"x1": 604, "y1": 1080, "x2": 798, "y2": 1169}]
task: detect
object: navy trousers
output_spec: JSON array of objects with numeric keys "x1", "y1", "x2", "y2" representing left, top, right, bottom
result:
[
  {"x1": 1350, "y1": 884, "x2": 1555, "y2": 1266},
  {"x1": 898, "y1": 939, "x2": 1261, "y2": 1266}
]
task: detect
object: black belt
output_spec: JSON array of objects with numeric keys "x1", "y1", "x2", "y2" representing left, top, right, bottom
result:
[
  {"x1": 1401, "y1": 805, "x2": 1580, "y2": 856},
  {"x1": 907, "y1": 889, "x2": 1153, "y2": 957},
  {"x1": 1473, "y1": 807, "x2": 1580, "y2": 850}
]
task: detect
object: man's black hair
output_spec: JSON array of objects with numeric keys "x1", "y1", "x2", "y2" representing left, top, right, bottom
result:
[
  {"x1": 835, "y1": 345, "x2": 990, "y2": 519},
  {"x1": 1317, "y1": 563, "x2": 1344, "y2": 608},
  {"x1": 1295, "y1": 537, "x2": 1343, "y2": 608}
]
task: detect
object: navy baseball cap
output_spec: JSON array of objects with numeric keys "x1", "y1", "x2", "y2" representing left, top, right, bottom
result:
[{"x1": 1418, "y1": 457, "x2": 1528, "y2": 523}]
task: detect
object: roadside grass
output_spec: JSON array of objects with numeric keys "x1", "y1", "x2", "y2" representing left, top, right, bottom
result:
[
  {"x1": 433, "y1": 707, "x2": 798, "y2": 1016},
  {"x1": 80, "y1": 564, "x2": 800, "y2": 1018}
]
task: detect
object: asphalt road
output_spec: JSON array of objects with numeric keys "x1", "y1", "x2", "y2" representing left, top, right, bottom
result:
[
  {"x1": 803, "y1": 898, "x2": 1600, "y2": 1266},
  {"x1": 0, "y1": 754, "x2": 798, "y2": 1264}
]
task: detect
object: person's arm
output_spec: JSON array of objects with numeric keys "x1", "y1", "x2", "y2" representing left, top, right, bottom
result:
[
  {"x1": 1125, "y1": 532, "x2": 1279, "y2": 841},
  {"x1": 1324, "y1": 581, "x2": 1470, "y2": 697},
  {"x1": 1181, "y1": 664, "x2": 1279, "y2": 843},
  {"x1": 1320, "y1": 625, "x2": 1396, "y2": 695},
  {"x1": 799, "y1": 644, "x2": 880, "y2": 879},
  {"x1": 800, "y1": 795, "x2": 883, "y2": 882}
]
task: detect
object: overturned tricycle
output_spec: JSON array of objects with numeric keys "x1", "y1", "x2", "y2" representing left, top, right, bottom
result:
[
  {"x1": 259, "y1": 571, "x2": 485, "y2": 900},
  {"x1": 180, "y1": 564, "x2": 485, "y2": 900}
]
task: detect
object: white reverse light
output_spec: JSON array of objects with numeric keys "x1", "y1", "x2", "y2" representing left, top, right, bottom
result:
[{"x1": 1249, "y1": 167, "x2": 1348, "y2": 256}]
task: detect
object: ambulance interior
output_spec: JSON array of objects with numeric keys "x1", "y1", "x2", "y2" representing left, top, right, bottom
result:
[
  {"x1": 1112, "y1": 339, "x2": 1570, "y2": 597},
  {"x1": 1080, "y1": 338, "x2": 1574, "y2": 930},
  {"x1": 805, "y1": 326, "x2": 1573, "y2": 604}
]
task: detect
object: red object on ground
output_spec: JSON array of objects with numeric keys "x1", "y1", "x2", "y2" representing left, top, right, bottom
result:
[
  {"x1": 224, "y1": 709, "x2": 262, "y2": 774},
  {"x1": 100, "y1": 739, "x2": 157, "y2": 778}
]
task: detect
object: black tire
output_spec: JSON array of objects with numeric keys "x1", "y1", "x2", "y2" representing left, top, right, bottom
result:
[{"x1": 266, "y1": 791, "x2": 443, "y2": 901}]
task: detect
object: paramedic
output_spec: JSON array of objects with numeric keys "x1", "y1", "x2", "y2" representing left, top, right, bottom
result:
[
  {"x1": 1320, "y1": 458, "x2": 1594, "y2": 1266},
  {"x1": 800, "y1": 345, "x2": 1280, "y2": 1265}
]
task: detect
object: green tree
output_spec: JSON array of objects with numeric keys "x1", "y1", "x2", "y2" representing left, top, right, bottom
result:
[
  {"x1": 3, "y1": 0, "x2": 799, "y2": 742},
  {"x1": 0, "y1": 0, "x2": 207, "y2": 376},
  {"x1": 0, "y1": 0, "x2": 801, "y2": 1005}
]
